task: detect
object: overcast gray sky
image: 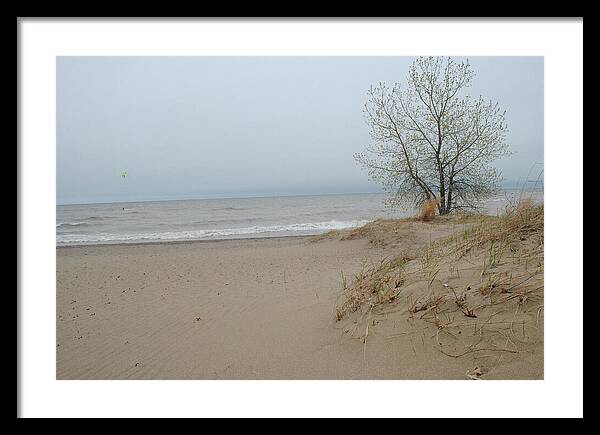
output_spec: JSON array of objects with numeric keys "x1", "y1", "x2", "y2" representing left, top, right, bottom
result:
[{"x1": 57, "y1": 56, "x2": 543, "y2": 204}]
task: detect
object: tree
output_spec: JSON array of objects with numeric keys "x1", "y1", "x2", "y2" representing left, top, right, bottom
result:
[{"x1": 355, "y1": 57, "x2": 510, "y2": 215}]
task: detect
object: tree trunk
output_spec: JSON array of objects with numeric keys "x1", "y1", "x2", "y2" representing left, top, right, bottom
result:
[
  {"x1": 438, "y1": 170, "x2": 447, "y2": 214},
  {"x1": 446, "y1": 178, "x2": 454, "y2": 214},
  {"x1": 438, "y1": 185, "x2": 447, "y2": 215}
]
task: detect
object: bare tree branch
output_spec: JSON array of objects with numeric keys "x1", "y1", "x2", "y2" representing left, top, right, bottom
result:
[{"x1": 356, "y1": 57, "x2": 510, "y2": 214}]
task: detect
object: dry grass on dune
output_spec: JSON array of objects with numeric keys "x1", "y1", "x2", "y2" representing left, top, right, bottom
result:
[
  {"x1": 334, "y1": 201, "x2": 544, "y2": 367},
  {"x1": 335, "y1": 255, "x2": 413, "y2": 321},
  {"x1": 418, "y1": 198, "x2": 440, "y2": 221},
  {"x1": 335, "y1": 201, "x2": 543, "y2": 319}
]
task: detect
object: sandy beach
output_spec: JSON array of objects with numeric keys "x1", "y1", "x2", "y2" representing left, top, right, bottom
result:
[{"x1": 57, "y1": 214, "x2": 543, "y2": 380}]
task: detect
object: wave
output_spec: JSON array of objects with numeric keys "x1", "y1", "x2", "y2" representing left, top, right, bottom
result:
[
  {"x1": 84, "y1": 216, "x2": 106, "y2": 221},
  {"x1": 213, "y1": 206, "x2": 246, "y2": 211},
  {"x1": 56, "y1": 222, "x2": 90, "y2": 229},
  {"x1": 56, "y1": 219, "x2": 370, "y2": 246},
  {"x1": 57, "y1": 215, "x2": 109, "y2": 228}
]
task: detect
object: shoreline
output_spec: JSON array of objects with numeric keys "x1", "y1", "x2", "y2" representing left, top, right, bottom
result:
[
  {"x1": 54, "y1": 209, "x2": 503, "y2": 249},
  {"x1": 56, "y1": 233, "x2": 315, "y2": 250}
]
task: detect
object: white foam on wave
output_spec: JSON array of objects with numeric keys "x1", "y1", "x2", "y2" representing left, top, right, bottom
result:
[
  {"x1": 56, "y1": 221, "x2": 90, "y2": 228},
  {"x1": 56, "y1": 220, "x2": 370, "y2": 246}
]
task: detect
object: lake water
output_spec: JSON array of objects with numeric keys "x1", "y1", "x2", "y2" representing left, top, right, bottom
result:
[{"x1": 57, "y1": 190, "x2": 543, "y2": 246}]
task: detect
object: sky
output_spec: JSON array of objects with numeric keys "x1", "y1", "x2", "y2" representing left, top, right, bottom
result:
[{"x1": 57, "y1": 56, "x2": 543, "y2": 205}]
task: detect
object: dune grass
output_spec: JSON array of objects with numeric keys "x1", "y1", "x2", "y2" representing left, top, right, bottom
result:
[
  {"x1": 335, "y1": 255, "x2": 412, "y2": 321},
  {"x1": 335, "y1": 200, "x2": 543, "y2": 321}
]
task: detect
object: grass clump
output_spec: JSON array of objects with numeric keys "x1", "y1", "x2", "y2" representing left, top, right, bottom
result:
[
  {"x1": 335, "y1": 255, "x2": 411, "y2": 321},
  {"x1": 446, "y1": 200, "x2": 543, "y2": 261},
  {"x1": 417, "y1": 198, "x2": 439, "y2": 221}
]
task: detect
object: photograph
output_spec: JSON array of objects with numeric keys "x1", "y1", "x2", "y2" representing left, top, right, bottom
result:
[
  {"x1": 56, "y1": 55, "x2": 544, "y2": 380},
  {"x1": 18, "y1": 18, "x2": 583, "y2": 419}
]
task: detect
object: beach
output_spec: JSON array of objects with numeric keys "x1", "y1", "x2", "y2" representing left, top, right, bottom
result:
[{"x1": 57, "y1": 213, "x2": 543, "y2": 380}]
